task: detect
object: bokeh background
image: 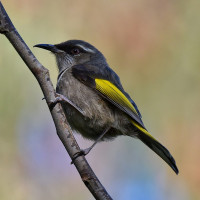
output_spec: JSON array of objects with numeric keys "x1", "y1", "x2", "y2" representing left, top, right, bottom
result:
[{"x1": 0, "y1": 0, "x2": 199, "y2": 199}]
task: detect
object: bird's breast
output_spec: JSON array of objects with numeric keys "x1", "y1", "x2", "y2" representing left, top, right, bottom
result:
[{"x1": 56, "y1": 69, "x2": 115, "y2": 139}]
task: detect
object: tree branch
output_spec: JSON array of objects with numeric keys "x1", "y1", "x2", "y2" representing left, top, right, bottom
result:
[{"x1": 0, "y1": 2, "x2": 112, "y2": 200}]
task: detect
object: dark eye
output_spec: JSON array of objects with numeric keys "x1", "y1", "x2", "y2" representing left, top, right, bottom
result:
[{"x1": 71, "y1": 48, "x2": 80, "y2": 55}]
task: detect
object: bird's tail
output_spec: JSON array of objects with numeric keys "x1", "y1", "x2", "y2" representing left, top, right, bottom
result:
[{"x1": 131, "y1": 120, "x2": 179, "y2": 174}]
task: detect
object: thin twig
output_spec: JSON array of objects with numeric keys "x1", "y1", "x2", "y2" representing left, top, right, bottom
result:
[{"x1": 0, "y1": 2, "x2": 112, "y2": 200}]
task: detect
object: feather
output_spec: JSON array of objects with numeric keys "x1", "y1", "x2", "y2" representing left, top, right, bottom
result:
[{"x1": 131, "y1": 120, "x2": 179, "y2": 174}]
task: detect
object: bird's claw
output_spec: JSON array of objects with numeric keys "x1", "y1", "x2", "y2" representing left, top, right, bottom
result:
[
  {"x1": 47, "y1": 93, "x2": 84, "y2": 114},
  {"x1": 71, "y1": 148, "x2": 91, "y2": 164},
  {"x1": 47, "y1": 96, "x2": 62, "y2": 110}
]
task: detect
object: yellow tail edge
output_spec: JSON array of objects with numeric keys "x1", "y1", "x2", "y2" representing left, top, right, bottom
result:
[{"x1": 131, "y1": 120, "x2": 157, "y2": 141}]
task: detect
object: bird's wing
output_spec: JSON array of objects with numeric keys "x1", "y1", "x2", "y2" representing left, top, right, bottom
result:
[
  {"x1": 72, "y1": 65, "x2": 179, "y2": 174},
  {"x1": 72, "y1": 65, "x2": 145, "y2": 128}
]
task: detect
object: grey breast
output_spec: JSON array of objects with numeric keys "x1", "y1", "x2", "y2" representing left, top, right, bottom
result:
[{"x1": 56, "y1": 68, "x2": 116, "y2": 139}]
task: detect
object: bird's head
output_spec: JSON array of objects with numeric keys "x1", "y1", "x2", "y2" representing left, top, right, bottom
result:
[{"x1": 34, "y1": 40, "x2": 105, "y2": 72}]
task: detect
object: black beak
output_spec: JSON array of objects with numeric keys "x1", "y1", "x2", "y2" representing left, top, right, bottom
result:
[{"x1": 34, "y1": 44, "x2": 59, "y2": 53}]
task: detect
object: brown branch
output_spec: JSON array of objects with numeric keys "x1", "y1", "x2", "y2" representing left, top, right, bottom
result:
[{"x1": 0, "y1": 2, "x2": 112, "y2": 200}]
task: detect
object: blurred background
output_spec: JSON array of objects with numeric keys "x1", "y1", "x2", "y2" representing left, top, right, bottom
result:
[{"x1": 0, "y1": 0, "x2": 199, "y2": 199}]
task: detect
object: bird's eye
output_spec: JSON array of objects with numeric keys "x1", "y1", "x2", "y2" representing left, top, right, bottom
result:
[{"x1": 71, "y1": 48, "x2": 80, "y2": 55}]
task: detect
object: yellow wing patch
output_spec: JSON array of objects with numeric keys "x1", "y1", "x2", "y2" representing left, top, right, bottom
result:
[
  {"x1": 95, "y1": 79, "x2": 155, "y2": 139},
  {"x1": 95, "y1": 79, "x2": 138, "y2": 115}
]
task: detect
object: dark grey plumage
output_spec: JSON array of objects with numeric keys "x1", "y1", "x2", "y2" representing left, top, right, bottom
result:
[
  {"x1": 34, "y1": 40, "x2": 179, "y2": 174},
  {"x1": 55, "y1": 40, "x2": 138, "y2": 140}
]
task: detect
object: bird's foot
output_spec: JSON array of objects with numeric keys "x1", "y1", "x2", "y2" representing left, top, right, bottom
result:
[
  {"x1": 47, "y1": 93, "x2": 84, "y2": 114},
  {"x1": 71, "y1": 127, "x2": 111, "y2": 164},
  {"x1": 46, "y1": 94, "x2": 62, "y2": 110},
  {"x1": 71, "y1": 147, "x2": 92, "y2": 164}
]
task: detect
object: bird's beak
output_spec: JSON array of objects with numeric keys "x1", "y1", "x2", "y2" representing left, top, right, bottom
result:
[{"x1": 34, "y1": 44, "x2": 60, "y2": 53}]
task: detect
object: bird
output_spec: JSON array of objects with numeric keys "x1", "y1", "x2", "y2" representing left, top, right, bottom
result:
[{"x1": 34, "y1": 40, "x2": 179, "y2": 174}]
